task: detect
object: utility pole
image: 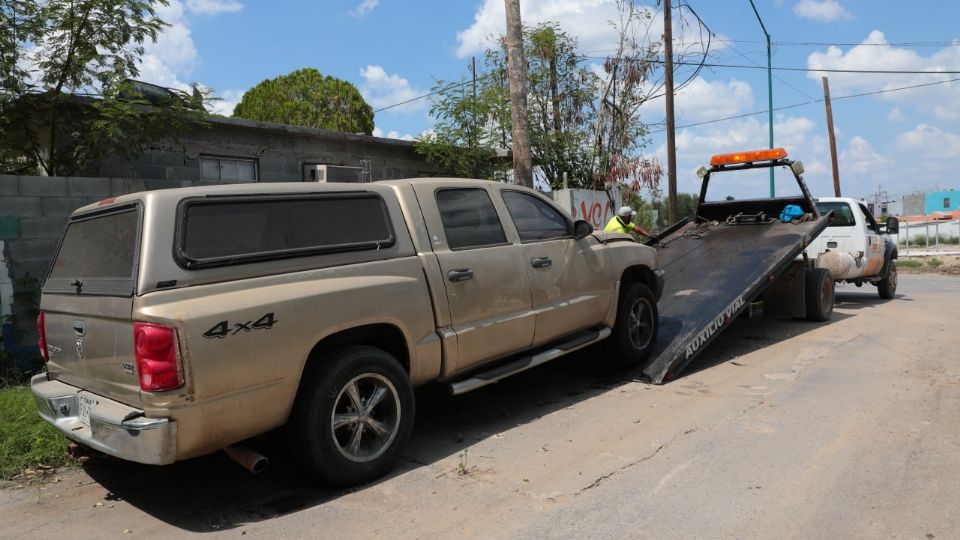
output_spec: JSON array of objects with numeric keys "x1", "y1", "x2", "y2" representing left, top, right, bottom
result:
[
  {"x1": 748, "y1": 0, "x2": 775, "y2": 197},
  {"x1": 822, "y1": 76, "x2": 841, "y2": 197},
  {"x1": 663, "y1": 0, "x2": 679, "y2": 225},
  {"x1": 503, "y1": 0, "x2": 533, "y2": 188},
  {"x1": 470, "y1": 56, "x2": 478, "y2": 149}
]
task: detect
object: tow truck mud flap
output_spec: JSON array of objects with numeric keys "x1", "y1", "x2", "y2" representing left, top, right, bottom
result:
[{"x1": 642, "y1": 216, "x2": 830, "y2": 384}]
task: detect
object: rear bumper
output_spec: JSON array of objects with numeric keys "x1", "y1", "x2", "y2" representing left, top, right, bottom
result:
[{"x1": 30, "y1": 374, "x2": 177, "y2": 465}]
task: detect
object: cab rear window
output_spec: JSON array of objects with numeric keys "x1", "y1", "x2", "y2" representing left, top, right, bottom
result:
[
  {"x1": 45, "y1": 206, "x2": 140, "y2": 296},
  {"x1": 816, "y1": 202, "x2": 855, "y2": 227},
  {"x1": 176, "y1": 193, "x2": 395, "y2": 268}
]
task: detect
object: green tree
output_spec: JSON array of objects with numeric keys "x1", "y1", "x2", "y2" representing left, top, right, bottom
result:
[
  {"x1": 233, "y1": 68, "x2": 374, "y2": 135},
  {"x1": 417, "y1": 3, "x2": 664, "y2": 193},
  {"x1": 0, "y1": 0, "x2": 207, "y2": 176}
]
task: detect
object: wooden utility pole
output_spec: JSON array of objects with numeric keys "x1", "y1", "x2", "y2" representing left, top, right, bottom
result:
[
  {"x1": 822, "y1": 76, "x2": 841, "y2": 197},
  {"x1": 504, "y1": 0, "x2": 533, "y2": 188},
  {"x1": 663, "y1": 0, "x2": 678, "y2": 224}
]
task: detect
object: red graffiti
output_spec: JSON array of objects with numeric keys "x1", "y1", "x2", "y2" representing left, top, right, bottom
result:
[{"x1": 576, "y1": 200, "x2": 616, "y2": 228}]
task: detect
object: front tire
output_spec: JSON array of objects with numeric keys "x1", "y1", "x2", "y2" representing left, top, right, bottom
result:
[
  {"x1": 805, "y1": 267, "x2": 835, "y2": 322},
  {"x1": 607, "y1": 282, "x2": 659, "y2": 368},
  {"x1": 289, "y1": 346, "x2": 414, "y2": 486},
  {"x1": 878, "y1": 260, "x2": 897, "y2": 299}
]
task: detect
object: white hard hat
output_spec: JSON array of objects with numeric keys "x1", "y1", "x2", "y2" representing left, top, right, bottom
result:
[{"x1": 617, "y1": 206, "x2": 635, "y2": 217}]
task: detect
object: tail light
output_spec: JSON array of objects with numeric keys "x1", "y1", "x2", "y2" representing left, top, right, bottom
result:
[
  {"x1": 134, "y1": 322, "x2": 184, "y2": 392},
  {"x1": 37, "y1": 311, "x2": 49, "y2": 363}
]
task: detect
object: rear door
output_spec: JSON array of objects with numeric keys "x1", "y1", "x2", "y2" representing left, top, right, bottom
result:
[
  {"x1": 412, "y1": 183, "x2": 535, "y2": 374},
  {"x1": 499, "y1": 190, "x2": 612, "y2": 347},
  {"x1": 41, "y1": 205, "x2": 142, "y2": 405}
]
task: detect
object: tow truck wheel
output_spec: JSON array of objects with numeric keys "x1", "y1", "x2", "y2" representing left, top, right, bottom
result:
[
  {"x1": 289, "y1": 345, "x2": 415, "y2": 486},
  {"x1": 878, "y1": 260, "x2": 897, "y2": 299},
  {"x1": 805, "y1": 268, "x2": 834, "y2": 322},
  {"x1": 608, "y1": 282, "x2": 659, "y2": 367}
]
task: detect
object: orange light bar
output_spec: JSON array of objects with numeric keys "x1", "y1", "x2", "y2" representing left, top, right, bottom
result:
[{"x1": 710, "y1": 148, "x2": 788, "y2": 166}]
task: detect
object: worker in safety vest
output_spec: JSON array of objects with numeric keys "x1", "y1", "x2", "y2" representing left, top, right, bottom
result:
[{"x1": 604, "y1": 206, "x2": 652, "y2": 238}]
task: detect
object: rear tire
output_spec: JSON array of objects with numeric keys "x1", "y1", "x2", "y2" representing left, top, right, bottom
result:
[
  {"x1": 878, "y1": 260, "x2": 897, "y2": 299},
  {"x1": 289, "y1": 346, "x2": 414, "y2": 486},
  {"x1": 607, "y1": 282, "x2": 658, "y2": 368},
  {"x1": 805, "y1": 268, "x2": 834, "y2": 322}
]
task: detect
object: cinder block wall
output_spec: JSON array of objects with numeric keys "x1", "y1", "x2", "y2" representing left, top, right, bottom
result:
[{"x1": 0, "y1": 175, "x2": 194, "y2": 348}]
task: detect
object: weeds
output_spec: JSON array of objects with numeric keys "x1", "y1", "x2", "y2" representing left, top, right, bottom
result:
[
  {"x1": 456, "y1": 449, "x2": 471, "y2": 476},
  {"x1": 0, "y1": 386, "x2": 72, "y2": 479},
  {"x1": 928, "y1": 258, "x2": 943, "y2": 268},
  {"x1": 897, "y1": 259, "x2": 922, "y2": 268}
]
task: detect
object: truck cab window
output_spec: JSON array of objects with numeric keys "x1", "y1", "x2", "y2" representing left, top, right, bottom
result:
[
  {"x1": 435, "y1": 189, "x2": 507, "y2": 250},
  {"x1": 502, "y1": 191, "x2": 570, "y2": 241}
]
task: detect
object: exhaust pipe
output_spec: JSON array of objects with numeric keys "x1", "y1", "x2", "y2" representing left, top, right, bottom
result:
[{"x1": 224, "y1": 444, "x2": 269, "y2": 474}]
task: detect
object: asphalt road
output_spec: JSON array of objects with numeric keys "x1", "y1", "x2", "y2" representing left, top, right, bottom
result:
[{"x1": 2, "y1": 274, "x2": 958, "y2": 539}]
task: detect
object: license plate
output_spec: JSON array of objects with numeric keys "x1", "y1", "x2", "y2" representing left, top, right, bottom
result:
[{"x1": 78, "y1": 395, "x2": 97, "y2": 426}]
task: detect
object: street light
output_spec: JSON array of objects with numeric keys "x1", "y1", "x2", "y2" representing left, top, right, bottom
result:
[{"x1": 748, "y1": 0, "x2": 775, "y2": 197}]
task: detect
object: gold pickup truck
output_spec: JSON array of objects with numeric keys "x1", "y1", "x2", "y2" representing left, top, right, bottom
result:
[{"x1": 31, "y1": 179, "x2": 662, "y2": 486}]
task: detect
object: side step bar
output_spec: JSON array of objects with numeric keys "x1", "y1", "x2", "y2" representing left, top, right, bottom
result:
[{"x1": 448, "y1": 327, "x2": 612, "y2": 396}]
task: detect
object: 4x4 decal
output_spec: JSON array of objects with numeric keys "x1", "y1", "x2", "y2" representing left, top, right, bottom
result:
[{"x1": 203, "y1": 313, "x2": 277, "y2": 339}]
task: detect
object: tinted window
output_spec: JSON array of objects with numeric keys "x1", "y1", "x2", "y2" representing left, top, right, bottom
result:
[
  {"x1": 502, "y1": 191, "x2": 570, "y2": 241},
  {"x1": 435, "y1": 189, "x2": 507, "y2": 250},
  {"x1": 816, "y1": 202, "x2": 855, "y2": 227},
  {"x1": 178, "y1": 194, "x2": 394, "y2": 268},
  {"x1": 46, "y1": 208, "x2": 139, "y2": 295}
]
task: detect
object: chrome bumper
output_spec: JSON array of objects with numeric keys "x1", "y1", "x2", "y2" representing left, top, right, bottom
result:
[{"x1": 30, "y1": 374, "x2": 177, "y2": 465}]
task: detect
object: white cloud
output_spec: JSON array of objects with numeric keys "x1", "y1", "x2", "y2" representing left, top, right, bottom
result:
[
  {"x1": 793, "y1": 0, "x2": 852, "y2": 22},
  {"x1": 456, "y1": 0, "x2": 662, "y2": 58},
  {"x1": 208, "y1": 88, "x2": 244, "y2": 116},
  {"x1": 352, "y1": 0, "x2": 378, "y2": 16},
  {"x1": 805, "y1": 31, "x2": 960, "y2": 114},
  {"x1": 839, "y1": 136, "x2": 890, "y2": 175},
  {"x1": 359, "y1": 65, "x2": 426, "y2": 113},
  {"x1": 896, "y1": 124, "x2": 960, "y2": 157},
  {"x1": 185, "y1": 0, "x2": 242, "y2": 15},
  {"x1": 372, "y1": 127, "x2": 415, "y2": 141},
  {"x1": 887, "y1": 107, "x2": 905, "y2": 122},
  {"x1": 675, "y1": 78, "x2": 754, "y2": 122}
]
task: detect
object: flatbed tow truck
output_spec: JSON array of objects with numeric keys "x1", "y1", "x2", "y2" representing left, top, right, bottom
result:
[{"x1": 641, "y1": 148, "x2": 835, "y2": 384}]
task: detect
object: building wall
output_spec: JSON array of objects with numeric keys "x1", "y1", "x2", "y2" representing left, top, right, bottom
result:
[
  {"x1": 924, "y1": 190, "x2": 960, "y2": 215},
  {"x1": 902, "y1": 193, "x2": 925, "y2": 216},
  {"x1": 86, "y1": 117, "x2": 446, "y2": 182}
]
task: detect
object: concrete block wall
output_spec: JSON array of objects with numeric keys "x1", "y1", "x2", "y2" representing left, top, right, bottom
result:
[
  {"x1": 0, "y1": 175, "x2": 189, "y2": 348},
  {"x1": 89, "y1": 119, "x2": 448, "y2": 182}
]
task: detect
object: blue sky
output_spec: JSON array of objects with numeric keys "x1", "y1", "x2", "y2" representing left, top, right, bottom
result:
[{"x1": 141, "y1": 0, "x2": 960, "y2": 202}]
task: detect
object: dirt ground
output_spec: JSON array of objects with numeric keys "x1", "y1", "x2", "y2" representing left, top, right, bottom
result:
[{"x1": 2, "y1": 274, "x2": 958, "y2": 539}]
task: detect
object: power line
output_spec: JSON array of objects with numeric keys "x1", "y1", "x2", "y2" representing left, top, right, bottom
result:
[
  {"x1": 373, "y1": 74, "x2": 495, "y2": 113},
  {"x1": 722, "y1": 40, "x2": 817, "y2": 101},
  {"x1": 716, "y1": 38, "x2": 960, "y2": 48},
  {"x1": 585, "y1": 58, "x2": 960, "y2": 75},
  {"x1": 647, "y1": 75, "x2": 960, "y2": 133}
]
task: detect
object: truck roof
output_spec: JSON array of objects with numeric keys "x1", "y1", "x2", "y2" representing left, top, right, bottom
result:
[{"x1": 71, "y1": 178, "x2": 517, "y2": 216}]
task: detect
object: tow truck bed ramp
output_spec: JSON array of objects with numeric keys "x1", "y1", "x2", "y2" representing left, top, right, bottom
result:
[{"x1": 642, "y1": 215, "x2": 830, "y2": 384}]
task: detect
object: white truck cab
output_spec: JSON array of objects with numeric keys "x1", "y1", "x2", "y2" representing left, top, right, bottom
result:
[{"x1": 808, "y1": 197, "x2": 899, "y2": 299}]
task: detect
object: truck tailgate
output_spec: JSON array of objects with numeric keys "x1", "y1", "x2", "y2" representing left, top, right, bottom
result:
[{"x1": 643, "y1": 215, "x2": 830, "y2": 383}]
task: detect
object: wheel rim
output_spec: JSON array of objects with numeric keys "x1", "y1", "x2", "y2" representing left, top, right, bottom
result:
[
  {"x1": 330, "y1": 373, "x2": 401, "y2": 463},
  {"x1": 628, "y1": 297, "x2": 655, "y2": 351}
]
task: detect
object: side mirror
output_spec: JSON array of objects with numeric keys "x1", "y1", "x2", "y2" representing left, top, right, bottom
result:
[
  {"x1": 885, "y1": 216, "x2": 899, "y2": 235},
  {"x1": 573, "y1": 220, "x2": 593, "y2": 239}
]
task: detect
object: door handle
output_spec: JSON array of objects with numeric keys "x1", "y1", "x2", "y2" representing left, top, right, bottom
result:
[
  {"x1": 447, "y1": 269, "x2": 474, "y2": 282},
  {"x1": 531, "y1": 257, "x2": 552, "y2": 268}
]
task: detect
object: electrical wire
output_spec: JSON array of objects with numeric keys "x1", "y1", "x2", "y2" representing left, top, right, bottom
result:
[{"x1": 646, "y1": 75, "x2": 960, "y2": 133}]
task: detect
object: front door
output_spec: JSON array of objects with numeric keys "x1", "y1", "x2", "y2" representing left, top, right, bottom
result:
[
  {"x1": 412, "y1": 183, "x2": 535, "y2": 374},
  {"x1": 499, "y1": 190, "x2": 612, "y2": 347},
  {"x1": 858, "y1": 203, "x2": 885, "y2": 275}
]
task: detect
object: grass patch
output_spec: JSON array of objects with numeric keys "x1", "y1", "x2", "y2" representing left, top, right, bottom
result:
[
  {"x1": 928, "y1": 258, "x2": 944, "y2": 268},
  {"x1": 0, "y1": 385, "x2": 72, "y2": 479},
  {"x1": 897, "y1": 259, "x2": 922, "y2": 268}
]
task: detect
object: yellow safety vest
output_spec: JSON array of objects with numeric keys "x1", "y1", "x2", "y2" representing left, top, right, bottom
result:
[{"x1": 604, "y1": 216, "x2": 632, "y2": 234}]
